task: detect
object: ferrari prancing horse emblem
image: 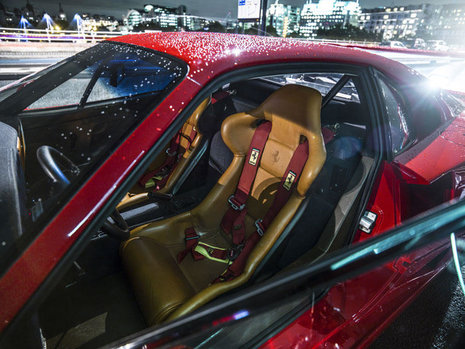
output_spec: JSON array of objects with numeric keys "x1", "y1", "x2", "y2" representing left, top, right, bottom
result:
[
  {"x1": 283, "y1": 171, "x2": 296, "y2": 191},
  {"x1": 249, "y1": 148, "x2": 260, "y2": 165}
]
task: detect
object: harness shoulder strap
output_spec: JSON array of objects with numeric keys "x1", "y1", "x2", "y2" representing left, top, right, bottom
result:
[
  {"x1": 215, "y1": 139, "x2": 309, "y2": 283},
  {"x1": 139, "y1": 131, "x2": 183, "y2": 189},
  {"x1": 221, "y1": 120, "x2": 271, "y2": 244}
]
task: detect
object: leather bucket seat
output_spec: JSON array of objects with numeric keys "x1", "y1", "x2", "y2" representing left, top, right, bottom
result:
[
  {"x1": 118, "y1": 97, "x2": 211, "y2": 210},
  {"x1": 121, "y1": 85, "x2": 326, "y2": 325}
]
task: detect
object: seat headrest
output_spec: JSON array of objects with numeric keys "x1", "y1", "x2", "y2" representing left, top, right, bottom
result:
[
  {"x1": 222, "y1": 84, "x2": 326, "y2": 197},
  {"x1": 250, "y1": 84, "x2": 323, "y2": 143},
  {"x1": 251, "y1": 85, "x2": 321, "y2": 130}
]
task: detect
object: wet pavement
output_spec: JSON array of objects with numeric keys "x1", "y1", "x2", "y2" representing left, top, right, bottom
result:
[{"x1": 373, "y1": 264, "x2": 465, "y2": 348}]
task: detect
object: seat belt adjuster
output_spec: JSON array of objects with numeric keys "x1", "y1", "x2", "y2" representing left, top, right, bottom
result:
[
  {"x1": 185, "y1": 234, "x2": 200, "y2": 241},
  {"x1": 228, "y1": 242, "x2": 245, "y2": 261},
  {"x1": 228, "y1": 195, "x2": 245, "y2": 211},
  {"x1": 255, "y1": 219, "x2": 265, "y2": 236},
  {"x1": 165, "y1": 148, "x2": 177, "y2": 156}
]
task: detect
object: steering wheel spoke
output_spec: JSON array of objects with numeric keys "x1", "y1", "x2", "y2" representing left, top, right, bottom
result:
[{"x1": 36, "y1": 145, "x2": 80, "y2": 186}]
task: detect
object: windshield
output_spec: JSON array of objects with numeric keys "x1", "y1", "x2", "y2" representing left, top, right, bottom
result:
[{"x1": 0, "y1": 42, "x2": 186, "y2": 273}]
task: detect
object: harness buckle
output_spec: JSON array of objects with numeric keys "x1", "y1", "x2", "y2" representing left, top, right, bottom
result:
[
  {"x1": 228, "y1": 243, "x2": 244, "y2": 261},
  {"x1": 185, "y1": 234, "x2": 200, "y2": 241},
  {"x1": 228, "y1": 195, "x2": 245, "y2": 211},
  {"x1": 255, "y1": 219, "x2": 265, "y2": 236},
  {"x1": 166, "y1": 148, "x2": 177, "y2": 156}
]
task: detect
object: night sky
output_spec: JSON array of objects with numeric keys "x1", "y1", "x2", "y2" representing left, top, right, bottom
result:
[{"x1": 2, "y1": 0, "x2": 465, "y2": 20}]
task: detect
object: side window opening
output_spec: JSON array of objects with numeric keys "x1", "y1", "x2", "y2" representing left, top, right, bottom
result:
[
  {"x1": 0, "y1": 42, "x2": 186, "y2": 277},
  {"x1": 377, "y1": 77, "x2": 412, "y2": 155},
  {"x1": 26, "y1": 63, "x2": 98, "y2": 110}
]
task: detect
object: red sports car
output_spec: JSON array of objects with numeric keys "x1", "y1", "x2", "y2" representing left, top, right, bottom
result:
[{"x1": 0, "y1": 32, "x2": 464, "y2": 348}]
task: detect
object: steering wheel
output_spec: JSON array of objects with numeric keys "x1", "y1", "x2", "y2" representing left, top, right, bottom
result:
[
  {"x1": 102, "y1": 209, "x2": 130, "y2": 240},
  {"x1": 36, "y1": 145, "x2": 80, "y2": 186}
]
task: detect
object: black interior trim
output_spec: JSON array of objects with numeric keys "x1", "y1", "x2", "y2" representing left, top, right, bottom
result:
[
  {"x1": 322, "y1": 74, "x2": 353, "y2": 109},
  {"x1": 344, "y1": 66, "x2": 386, "y2": 245}
]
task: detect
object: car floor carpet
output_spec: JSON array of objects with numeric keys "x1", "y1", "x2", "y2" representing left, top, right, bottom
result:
[{"x1": 39, "y1": 272, "x2": 146, "y2": 349}]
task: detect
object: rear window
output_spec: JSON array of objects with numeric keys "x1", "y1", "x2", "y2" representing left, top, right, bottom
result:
[{"x1": 263, "y1": 73, "x2": 360, "y2": 103}]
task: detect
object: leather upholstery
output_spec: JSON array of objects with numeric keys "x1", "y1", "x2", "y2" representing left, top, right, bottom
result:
[
  {"x1": 117, "y1": 97, "x2": 210, "y2": 210},
  {"x1": 121, "y1": 85, "x2": 326, "y2": 325}
]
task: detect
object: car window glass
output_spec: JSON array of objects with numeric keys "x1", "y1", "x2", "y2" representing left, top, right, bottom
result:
[
  {"x1": 26, "y1": 63, "x2": 99, "y2": 110},
  {"x1": 378, "y1": 78, "x2": 410, "y2": 154},
  {"x1": 87, "y1": 56, "x2": 176, "y2": 103},
  {"x1": 0, "y1": 60, "x2": 68, "y2": 104},
  {"x1": 0, "y1": 42, "x2": 186, "y2": 274},
  {"x1": 263, "y1": 73, "x2": 360, "y2": 103}
]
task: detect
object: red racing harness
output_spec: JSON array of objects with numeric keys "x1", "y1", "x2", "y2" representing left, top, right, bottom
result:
[
  {"x1": 177, "y1": 120, "x2": 309, "y2": 283},
  {"x1": 139, "y1": 127, "x2": 197, "y2": 190}
]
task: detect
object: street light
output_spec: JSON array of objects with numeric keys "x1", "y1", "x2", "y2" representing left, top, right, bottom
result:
[{"x1": 261, "y1": 0, "x2": 268, "y2": 36}]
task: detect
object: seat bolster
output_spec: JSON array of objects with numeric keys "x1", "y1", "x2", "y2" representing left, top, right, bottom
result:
[
  {"x1": 163, "y1": 136, "x2": 204, "y2": 193},
  {"x1": 122, "y1": 236, "x2": 196, "y2": 325},
  {"x1": 167, "y1": 194, "x2": 305, "y2": 321},
  {"x1": 130, "y1": 210, "x2": 194, "y2": 241},
  {"x1": 117, "y1": 192, "x2": 149, "y2": 211}
]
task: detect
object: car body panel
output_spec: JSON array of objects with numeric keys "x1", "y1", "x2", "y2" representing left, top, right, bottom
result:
[
  {"x1": 260, "y1": 240, "x2": 451, "y2": 349},
  {"x1": 259, "y1": 154, "x2": 456, "y2": 348},
  {"x1": 0, "y1": 32, "x2": 416, "y2": 333},
  {"x1": 0, "y1": 33, "x2": 462, "y2": 347},
  {"x1": 109, "y1": 33, "x2": 421, "y2": 86},
  {"x1": 395, "y1": 113, "x2": 465, "y2": 184}
]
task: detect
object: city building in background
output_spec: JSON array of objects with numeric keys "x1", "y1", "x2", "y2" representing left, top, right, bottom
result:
[
  {"x1": 2, "y1": 0, "x2": 465, "y2": 48},
  {"x1": 123, "y1": 4, "x2": 212, "y2": 32},
  {"x1": 359, "y1": 3, "x2": 465, "y2": 46},
  {"x1": 359, "y1": 5, "x2": 423, "y2": 40},
  {"x1": 423, "y1": 3, "x2": 465, "y2": 47},
  {"x1": 300, "y1": 0, "x2": 361, "y2": 38},
  {"x1": 266, "y1": 0, "x2": 300, "y2": 37},
  {"x1": 123, "y1": 9, "x2": 142, "y2": 29},
  {"x1": 81, "y1": 13, "x2": 119, "y2": 32}
]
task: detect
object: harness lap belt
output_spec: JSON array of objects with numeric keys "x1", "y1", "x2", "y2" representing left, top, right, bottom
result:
[{"x1": 177, "y1": 118, "x2": 309, "y2": 283}]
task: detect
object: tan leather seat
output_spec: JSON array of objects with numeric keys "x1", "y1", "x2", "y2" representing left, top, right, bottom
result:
[
  {"x1": 121, "y1": 85, "x2": 326, "y2": 326},
  {"x1": 118, "y1": 97, "x2": 210, "y2": 210}
]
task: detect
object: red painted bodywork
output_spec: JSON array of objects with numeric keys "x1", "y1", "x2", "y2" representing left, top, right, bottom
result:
[
  {"x1": 0, "y1": 33, "x2": 462, "y2": 346},
  {"x1": 394, "y1": 113, "x2": 465, "y2": 183}
]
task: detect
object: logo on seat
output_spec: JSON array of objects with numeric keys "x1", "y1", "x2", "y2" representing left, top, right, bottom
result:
[
  {"x1": 283, "y1": 171, "x2": 296, "y2": 191},
  {"x1": 249, "y1": 148, "x2": 260, "y2": 166}
]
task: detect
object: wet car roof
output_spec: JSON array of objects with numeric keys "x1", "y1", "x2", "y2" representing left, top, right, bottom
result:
[{"x1": 110, "y1": 32, "x2": 421, "y2": 85}]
